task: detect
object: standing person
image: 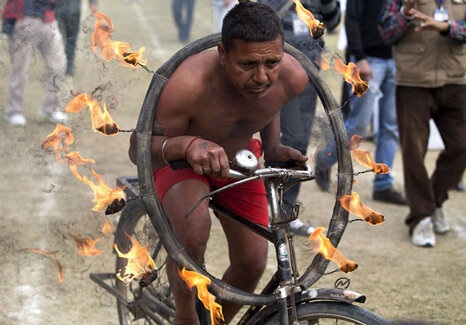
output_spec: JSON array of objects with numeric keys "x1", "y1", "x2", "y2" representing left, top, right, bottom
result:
[
  {"x1": 315, "y1": 0, "x2": 407, "y2": 206},
  {"x1": 56, "y1": 0, "x2": 98, "y2": 79},
  {"x1": 259, "y1": 0, "x2": 341, "y2": 236},
  {"x1": 211, "y1": 0, "x2": 235, "y2": 33},
  {"x1": 378, "y1": 0, "x2": 466, "y2": 247},
  {"x1": 172, "y1": 0, "x2": 196, "y2": 43},
  {"x1": 1, "y1": 0, "x2": 67, "y2": 126},
  {"x1": 129, "y1": 2, "x2": 310, "y2": 322}
]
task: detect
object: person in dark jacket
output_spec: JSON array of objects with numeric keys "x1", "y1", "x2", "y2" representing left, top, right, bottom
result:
[
  {"x1": 259, "y1": 0, "x2": 341, "y2": 236},
  {"x1": 315, "y1": 0, "x2": 407, "y2": 206}
]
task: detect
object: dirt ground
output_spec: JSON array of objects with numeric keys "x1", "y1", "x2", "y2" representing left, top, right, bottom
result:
[{"x1": 0, "y1": 1, "x2": 465, "y2": 324}]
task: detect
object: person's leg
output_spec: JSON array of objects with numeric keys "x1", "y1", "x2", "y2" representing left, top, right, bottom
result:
[
  {"x1": 397, "y1": 86, "x2": 435, "y2": 231},
  {"x1": 172, "y1": 0, "x2": 183, "y2": 40},
  {"x1": 64, "y1": 10, "x2": 81, "y2": 76},
  {"x1": 162, "y1": 179, "x2": 212, "y2": 324},
  {"x1": 38, "y1": 21, "x2": 66, "y2": 115},
  {"x1": 372, "y1": 58, "x2": 398, "y2": 192},
  {"x1": 6, "y1": 18, "x2": 35, "y2": 119},
  {"x1": 431, "y1": 84, "x2": 466, "y2": 207},
  {"x1": 217, "y1": 214, "x2": 268, "y2": 323},
  {"x1": 182, "y1": 0, "x2": 196, "y2": 42},
  {"x1": 280, "y1": 84, "x2": 317, "y2": 234}
]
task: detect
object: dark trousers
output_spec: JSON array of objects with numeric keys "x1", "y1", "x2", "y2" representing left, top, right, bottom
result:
[
  {"x1": 56, "y1": 8, "x2": 81, "y2": 76},
  {"x1": 396, "y1": 85, "x2": 466, "y2": 231},
  {"x1": 172, "y1": 0, "x2": 196, "y2": 42}
]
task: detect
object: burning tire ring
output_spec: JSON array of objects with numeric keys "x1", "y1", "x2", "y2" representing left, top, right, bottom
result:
[{"x1": 134, "y1": 33, "x2": 353, "y2": 306}]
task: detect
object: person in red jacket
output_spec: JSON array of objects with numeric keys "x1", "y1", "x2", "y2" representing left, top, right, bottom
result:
[{"x1": 1, "y1": 0, "x2": 67, "y2": 126}]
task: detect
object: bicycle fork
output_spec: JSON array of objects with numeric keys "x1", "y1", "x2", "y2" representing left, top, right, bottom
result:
[{"x1": 267, "y1": 180, "x2": 301, "y2": 325}]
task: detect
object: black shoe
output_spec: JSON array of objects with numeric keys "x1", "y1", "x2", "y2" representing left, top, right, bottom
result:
[
  {"x1": 315, "y1": 166, "x2": 330, "y2": 192},
  {"x1": 373, "y1": 188, "x2": 407, "y2": 205}
]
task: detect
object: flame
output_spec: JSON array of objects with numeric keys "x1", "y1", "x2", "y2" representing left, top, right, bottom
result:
[
  {"x1": 180, "y1": 267, "x2": 224, "y2": 324},
  {"x1": 80, "y1": 169, "x2": 126, "y2": 213},
  {"x1": 91, "y1": 11, "x2": 147, "y2": 68},
  {"x1": 28, "y1": 249, "x2": 64, "y2": 282},
  {"x1": 339, "y1": 192, "x2": 385, "y2": 225},
  {"x1": 293, "y1": 0, "x2": 325, "y2": 39},
  {"x1": 71, "y1": 234, "x2": 103, "y2": 256},
  {"x1": 307, "y1": 228, "x2": 358, "y2": 273},
  {"x1": 334, "y1": 58, "x2": 368, "y2": 97},
  {"x1": 349, "y1": 134, "x2": 365, "y2": 150},
  {"x1": 101, "y1": 219, "x2": 114, "y2": 236},
  {"x1": 351, "y1": 148, "x2": 389, "y2": 175},
  {"x1": 316, "y1": 56, "x2": 330, "y2": 71},
  {"x1": 65, "y1": 92, "x2": 120, "y2": 135},
  {"x1": 65, "y1": 151, "x2": 96, "y2": 181},
  {"x1": 114, "y1": 233, "x2": 156, "y2": 284},
  {"x1": 41, "y1": 124, "x2": 74, "y2": 161}
]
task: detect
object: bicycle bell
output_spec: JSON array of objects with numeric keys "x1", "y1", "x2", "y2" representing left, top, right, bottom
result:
[{"x1": 232, "y1": 149, "x2": 258, "y2": 175}]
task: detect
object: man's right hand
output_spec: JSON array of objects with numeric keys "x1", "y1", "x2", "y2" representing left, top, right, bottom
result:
[{"x1": 185, "y1": 138, "x2": 230, "y2": 179}]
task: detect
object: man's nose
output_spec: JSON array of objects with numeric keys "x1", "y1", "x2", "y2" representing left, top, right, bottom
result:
[{"x1": 253, "y1": 65, "x2": 268, "y2": 84}]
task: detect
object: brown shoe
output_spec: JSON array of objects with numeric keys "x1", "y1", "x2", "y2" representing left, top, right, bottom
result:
[{"x1": 373, "y1": 188, "x2": 407, "y2": 205}]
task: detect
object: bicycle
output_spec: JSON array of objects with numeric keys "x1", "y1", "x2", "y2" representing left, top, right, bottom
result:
[{"x1": 90, "y1": 33, "x2": 389, "y2": 324}]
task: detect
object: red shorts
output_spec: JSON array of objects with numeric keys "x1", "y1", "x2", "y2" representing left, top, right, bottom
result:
[{"x1": 153, "y1": 138, "x2": 268, "y2": 226}]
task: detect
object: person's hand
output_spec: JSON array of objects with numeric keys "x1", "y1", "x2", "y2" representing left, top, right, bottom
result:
[
  {"x1": 356, "y1": 59, "x2": 372, "y2": 82},
  {"x1": 402, "y1": 0, "x2": 421, "y2": 16},
  {"x1": 89, "y1": 3, "x2": 98, "y2": 14},
  {"x1": 185, "y1": 138, "x2": 230, "y2": 178},
  {"x1": 410, "y1": 9, "x2": 450, "y2": 32},
  {"x1": 263, "y1": 144, "x2": 308, "y2": 168}
]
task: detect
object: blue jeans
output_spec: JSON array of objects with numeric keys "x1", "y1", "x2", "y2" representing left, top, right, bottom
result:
[
  {"x1": 280, "y1": 83, "x2": 317, "y2": 214},
  {"x1": 316, "y1": 56, "x2": 399, "y2": 192},
  {"x1": 172, "y1": 0, "x2": 196, "y2": 42}
]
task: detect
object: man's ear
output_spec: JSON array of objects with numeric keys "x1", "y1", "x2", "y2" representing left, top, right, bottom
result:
[{"x1": 218, "y1": 43, "x2": 226, "y2": 65}]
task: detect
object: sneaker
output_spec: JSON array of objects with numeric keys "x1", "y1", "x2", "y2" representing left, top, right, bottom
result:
[
  {"x1": 457, "y1": 180, "x2": 464, "y2": 192},
  {"x1": 373, "y1": 188, "x2": 407, "y2": 205},
  {"x1": 431, "y1": 207, "x2": 450, "y2": 234},
  {"x1": 38, "y1": 110, "x2": 68, "y2": 124},
  {"x1": 6, "y1": 114, "x2": 26, "y2": 126},
  {"x1": 411, "y1": 217, "x2": 436, "y2": 247},
  {"x1": 290, "y1": 219, "x2": 315, "y2": 237}
]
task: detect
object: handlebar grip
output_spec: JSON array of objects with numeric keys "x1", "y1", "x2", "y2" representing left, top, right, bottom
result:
[
  {"x1": 169, "y1": 159, "x2": 191, "y2": 170},
  {"x1": 264, "y1": 160, "x2": 301, "y2": 168}
]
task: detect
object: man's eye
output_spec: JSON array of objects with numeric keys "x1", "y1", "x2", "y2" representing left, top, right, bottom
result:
[{"x1": 242, "y1": 63, "x2": 255, "y2": 69}]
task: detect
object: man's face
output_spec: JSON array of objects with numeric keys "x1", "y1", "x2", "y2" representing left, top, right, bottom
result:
[{"x1": 219, "y1": 38, "x2": 284, "y2": 100}]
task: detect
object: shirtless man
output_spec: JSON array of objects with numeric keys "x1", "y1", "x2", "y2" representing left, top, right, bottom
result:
[{"x1": 129, "y1": 2, "x2": 309, "y2": 323}]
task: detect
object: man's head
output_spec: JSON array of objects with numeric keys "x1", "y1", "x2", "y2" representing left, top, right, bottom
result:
[
  {"x1": 218, "y1": 1, "x2": 285, "y2": 100},
  {"x1": 221, "y1": 1, "x2": 284, "y2": 53}
]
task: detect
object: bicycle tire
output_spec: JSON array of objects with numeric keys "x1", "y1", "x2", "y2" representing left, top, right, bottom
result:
[
  {"x1": 114, "y1": 199, "x2": 175, "y2": 325},
  {"x1": 262, "y1": 301, "x2": 389, "y2": 325},
  {"x1": 135, "y1": 33, "x2": 353, "y2": 304}
]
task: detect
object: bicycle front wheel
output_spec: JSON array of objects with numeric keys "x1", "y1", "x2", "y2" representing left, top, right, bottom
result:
[
  {"x1": 114, "y1": 199, "x2": 175, "y2": 325},
  {"x1": 263, "y1": 301, "x2": 389, "y2": 325}
]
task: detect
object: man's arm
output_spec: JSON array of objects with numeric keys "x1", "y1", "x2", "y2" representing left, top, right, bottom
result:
[
  {"x1": 321, "y1": 0, "x2": 341, "y2": 32},
  {"x1": 378, "y1": 0, "x2": 415, "y2": 44},
  {"x1": 345, "y1": 0, "x2": 365, "y2": 62},
  {"x1": 410, "y1": 9, "x2": 466, "y2": 43}
]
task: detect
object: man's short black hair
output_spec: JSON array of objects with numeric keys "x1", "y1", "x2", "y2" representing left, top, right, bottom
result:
[{"x1": 221, "y1": 1, "x2": 284, "y2": 52}]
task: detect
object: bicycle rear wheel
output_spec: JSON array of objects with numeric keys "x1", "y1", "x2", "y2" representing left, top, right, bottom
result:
[
  {"x1": 263, "y1": 301, "x2": 389, "y2": 325},
  {"x1": 114, "y1": 199, "x2": 175, "y2": 325}
]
